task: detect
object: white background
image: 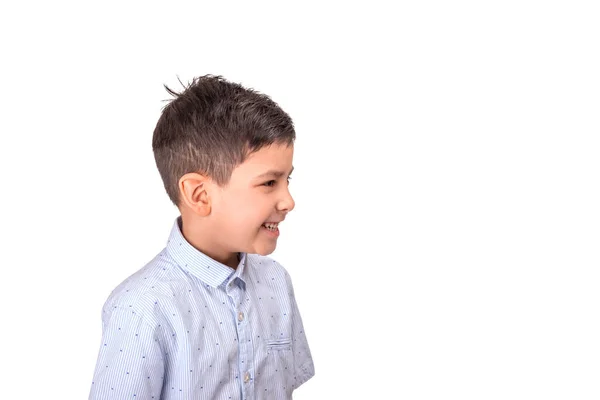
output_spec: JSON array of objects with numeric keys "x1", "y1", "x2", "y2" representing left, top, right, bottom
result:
[{"x1": 1, "y1": 1, "x2": 599, "y2": 399}]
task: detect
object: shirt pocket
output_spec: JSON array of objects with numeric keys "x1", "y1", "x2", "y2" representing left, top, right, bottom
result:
[{"x1": 264, "y1": 337, "x2": 294, "y2": 384}]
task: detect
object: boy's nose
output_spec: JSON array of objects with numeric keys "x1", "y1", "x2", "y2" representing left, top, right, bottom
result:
[{"x1": 278, "y1": 188, "x2": 295, "y2": 213}]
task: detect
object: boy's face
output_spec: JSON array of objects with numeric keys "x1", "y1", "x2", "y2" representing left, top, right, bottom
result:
[{"x1": 207, "y1": 143, "x2": 295, "y2": 258}]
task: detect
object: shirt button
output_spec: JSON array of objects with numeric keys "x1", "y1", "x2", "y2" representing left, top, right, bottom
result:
[
  {"x1": 238, "y1": 312, "x2": 244, "y2": 322},
  {"x1": 244, "y1": 372, "x2": 250, "y2": 383}
]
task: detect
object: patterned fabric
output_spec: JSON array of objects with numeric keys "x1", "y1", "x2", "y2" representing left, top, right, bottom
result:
[{"x1": 89, "y1": 216, "x2": 314, "y2": 399}]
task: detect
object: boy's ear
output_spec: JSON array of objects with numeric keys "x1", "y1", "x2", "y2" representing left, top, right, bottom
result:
[{"x1": 179, "y1": 172, "x2": 212, "y2": 216}]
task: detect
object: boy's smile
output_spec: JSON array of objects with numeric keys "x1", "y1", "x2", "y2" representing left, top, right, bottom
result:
[{"x1": 179, "y1": 143, "x2": 295, "y2": 269}]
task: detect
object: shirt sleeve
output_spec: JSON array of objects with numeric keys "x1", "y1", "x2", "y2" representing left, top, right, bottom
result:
[
  {"x1": 285, "y1": 272, "x2": 315, "y2": 389},
  {"x1": 89, "y1": 307, "x2": 164, "y2": 399}
]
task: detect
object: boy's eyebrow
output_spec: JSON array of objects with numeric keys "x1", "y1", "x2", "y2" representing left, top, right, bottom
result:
[{"x1": 255, "y1": 166, "x2": 294, "y2": 179}]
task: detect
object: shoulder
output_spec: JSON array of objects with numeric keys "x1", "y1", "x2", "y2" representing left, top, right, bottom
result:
[{"x1": 100, "y1": 250, "x2": 187, "y2": 323}]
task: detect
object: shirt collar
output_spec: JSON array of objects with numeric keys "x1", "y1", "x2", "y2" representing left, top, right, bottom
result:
[{"x1": 165, "y1": 216, "x2": 247, "y2": 288}]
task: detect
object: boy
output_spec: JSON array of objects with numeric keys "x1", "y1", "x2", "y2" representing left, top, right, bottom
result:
[{"x1": 89, "y1": 75, "x2": 314, "y2": 399}]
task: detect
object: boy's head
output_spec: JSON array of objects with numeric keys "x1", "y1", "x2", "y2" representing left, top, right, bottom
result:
[{"x1": 152, "y1": 75, "x2": 295, "y2": 261}]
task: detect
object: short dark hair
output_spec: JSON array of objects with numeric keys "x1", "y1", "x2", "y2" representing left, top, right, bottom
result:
[{"x1": 152, "y1": 75, "x2": 296, "y2": 208}]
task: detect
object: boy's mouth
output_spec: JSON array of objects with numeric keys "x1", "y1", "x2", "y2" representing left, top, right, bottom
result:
[
  {"x1": 261, "y1": 221, "x2": 280, "y2": 238},
  {"x1": 261, "y1": 222, "x2": 279, "y2": 231}
]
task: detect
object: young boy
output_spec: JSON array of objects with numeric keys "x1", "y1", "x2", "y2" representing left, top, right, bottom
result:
[{"x1": 89, "y1": 75, "x2": 314, "y2": 399}]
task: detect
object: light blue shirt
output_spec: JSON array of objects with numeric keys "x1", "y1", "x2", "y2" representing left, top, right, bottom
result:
[{"x1": 89, "y1": 216, "x2": 314, "y2": 399}]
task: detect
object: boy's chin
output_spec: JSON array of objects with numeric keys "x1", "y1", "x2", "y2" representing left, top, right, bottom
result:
[
  {"x1": 253, "y1": 244, "x2": 276, "y2": 256},
  {"x1": 256, "y1": 249, "x2": 275, "y2": 256}
]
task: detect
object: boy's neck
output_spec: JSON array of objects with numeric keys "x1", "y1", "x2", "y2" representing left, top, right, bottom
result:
[{"x1": 179, "y1": 215, "x2": 240, "y2": 270}]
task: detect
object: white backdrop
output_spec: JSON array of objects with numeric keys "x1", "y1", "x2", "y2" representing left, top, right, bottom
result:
[{"x1": 1, "y1": 1, "x2": 599, "y2": 399}]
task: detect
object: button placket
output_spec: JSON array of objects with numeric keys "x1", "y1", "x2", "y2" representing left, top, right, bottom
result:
[{"x1": 230, "y1": 285, "x2": 254, "y2": 399}]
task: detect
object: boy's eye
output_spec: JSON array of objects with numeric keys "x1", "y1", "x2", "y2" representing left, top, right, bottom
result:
[{"x1": 263, "y1": 176, "x2": 292, "y2": 187}]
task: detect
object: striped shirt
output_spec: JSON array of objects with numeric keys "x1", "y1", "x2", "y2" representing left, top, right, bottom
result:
[{"x1": 89, "y1": 216, "x2": 314, "y2": 399}]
